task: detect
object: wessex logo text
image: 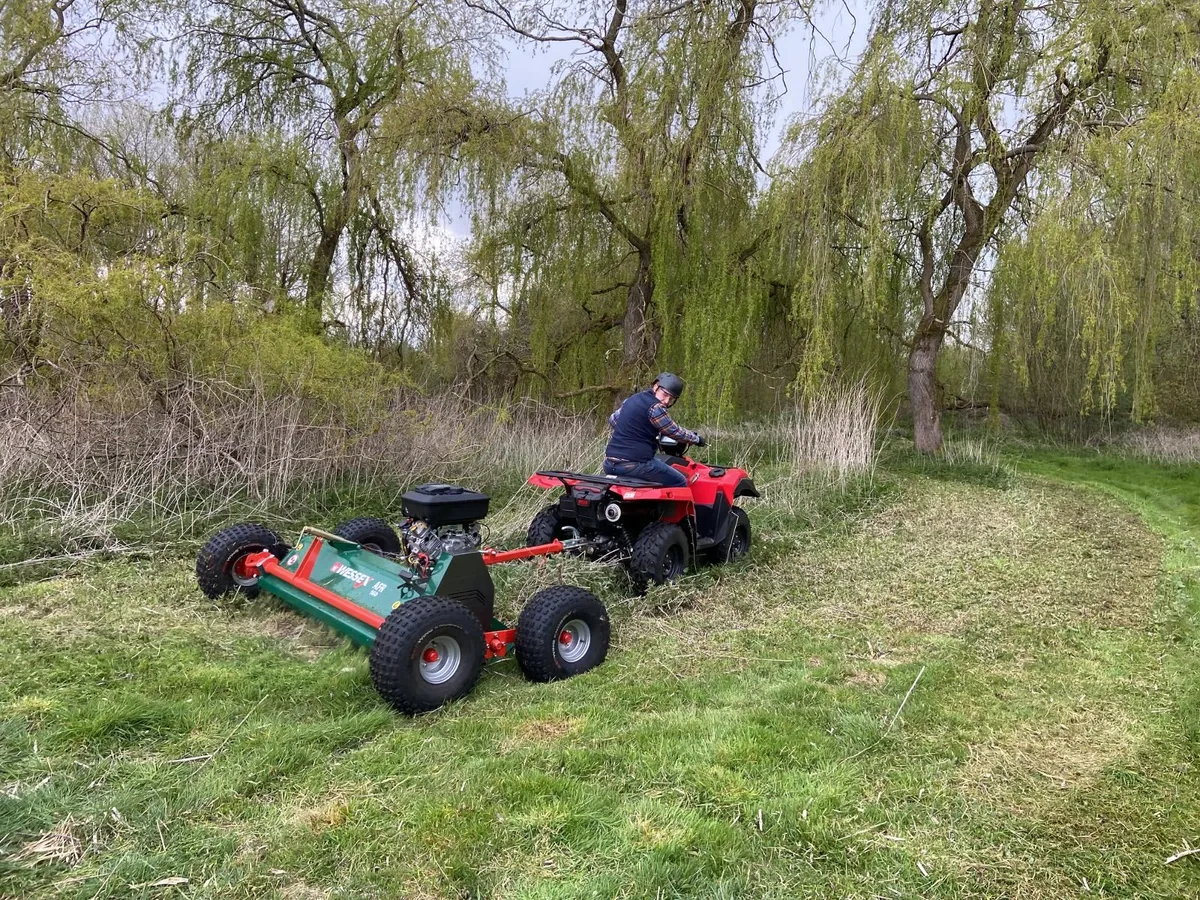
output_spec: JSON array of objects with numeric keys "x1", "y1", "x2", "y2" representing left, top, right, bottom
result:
[{"x1": 330, "y1": 561, "x2": 372, "y2": 588}]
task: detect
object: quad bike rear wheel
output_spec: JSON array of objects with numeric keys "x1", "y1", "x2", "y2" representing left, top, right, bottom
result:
[
  {"x1": 706, "y1": 506, "x2": 751, "y2": 564},
  {"x1": 629, "y1": 520, "x2": 689, "y2": 591},
  {"x1": 515, "y1": 586, "x2": 610, "y2": 682},
  {"x1": 333, "y1": 517, "x2": 402, "y2": 555},
  {"x1": 369, "y1": 596, "x2": 485, "y2": 715},
  {"x1": 196, "y1": 523, "x2": 289, "y2": 599},
  {"x1": 526, "y1": 505, "x2": 564, "y2": 546}
]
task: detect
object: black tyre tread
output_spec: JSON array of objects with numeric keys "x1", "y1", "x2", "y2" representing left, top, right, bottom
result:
[
  {"x1": 526, "y1": 505, "x2": 562, "y2": 547},
  {"x1": 515, "y1": 585, "x2": 610, "y2": 683},
  {"x1": 333, "y1": 517, "x2": 402, "y2": 555},
  {"x1": 706, "y1": 505, "x2": 751, "y2": 564},
  {"x1": 629, "y1": 520, "x2": 689, "y2": 590},
  {"x1": 369, "y1": 595, "x2": 485, "y2": 715},
  {"x1": 195, "y1": 522, "x2": 288, "y2": 600}
]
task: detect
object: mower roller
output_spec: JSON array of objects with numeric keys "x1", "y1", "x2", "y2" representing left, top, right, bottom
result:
[{"x1": 196, "y1": 484, "x2": 609, "y2": 715}]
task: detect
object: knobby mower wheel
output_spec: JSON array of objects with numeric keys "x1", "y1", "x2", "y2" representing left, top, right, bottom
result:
[
  {"x1": 333, "y1": 517, "x2": 402, "y2": 555},
  {"x1": 195, "y1": 523, "x2": 289, "y2": 600},
  {"x1": 707, "y1": 506, "x2": 751, "y2": 564},
  {"x1": 515, "y1": 586, "x2": 610, "y2": 682},
  {"x1": 369, "y1": 595, "x2": 485, "y2": 715},
  {"x1": 526, "y1": 505, "x2": 563, "y2": 547},
  {"x1": 629, "y1": 520, "x2": 689, "y2": 591}
]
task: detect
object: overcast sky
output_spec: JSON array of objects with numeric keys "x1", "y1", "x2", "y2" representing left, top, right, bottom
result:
[
  {"x1": 497, "y1": 4, "x2": 867, "y2": 157},
  {"x1": 427, "y1": 3, "x2": 867, "y2": 246}
]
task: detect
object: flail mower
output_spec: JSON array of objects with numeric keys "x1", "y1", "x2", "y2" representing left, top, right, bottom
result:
[
  {"x1": 526, "y1": 435, "x2": 759, "y2": 590},
  {"x1": 196, "y1": 484, "x2": 610, "y2": 715}
]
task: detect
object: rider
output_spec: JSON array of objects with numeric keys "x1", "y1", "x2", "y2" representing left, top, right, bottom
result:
[{"x1": 603, "y1": 373, "x2": 706, "y2": 488}]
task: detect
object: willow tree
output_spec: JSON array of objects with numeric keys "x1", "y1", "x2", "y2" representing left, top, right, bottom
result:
[
  {"x1": 176, "y1": 0, "x2": 486, "y2": 324},
  {"x1": 772, "y1": 0, "x2": 1195, "y2": 450},
  {"x1": 1, "y1": 0, "x2": 80, "y2": 113},
  {"x1": 1, "y1": 0, "x2": 125, "y2": 152},
  {"x1": 990, "y1": 43, "x2": 1200, "y2": 425},
  {"x1": 1, "y1": 0, "x2": 148, "y2": 383},
  {"x1": 462, "y1": 0, "x2": 811, "y2": 408}
]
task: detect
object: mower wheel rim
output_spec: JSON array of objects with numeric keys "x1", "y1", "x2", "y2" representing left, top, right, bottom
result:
[
  {"x1": 419, "y1": 636, "x2": 461, "y2": 685},
  {"x1": 230, "y1": 552, "x2": 261, "y2": 587},
  {"x1": 557, "y1": 618, "x2": 591, "y2": 663}
]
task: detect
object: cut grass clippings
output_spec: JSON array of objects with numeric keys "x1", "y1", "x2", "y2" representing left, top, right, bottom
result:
[{"x1": 1, "y1": 455, "x2": 1198, "y2": 898}]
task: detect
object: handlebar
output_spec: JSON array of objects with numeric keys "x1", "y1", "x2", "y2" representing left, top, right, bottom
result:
[{"x1": 658, "y1": 435, "x2": 703, "y2": 451}]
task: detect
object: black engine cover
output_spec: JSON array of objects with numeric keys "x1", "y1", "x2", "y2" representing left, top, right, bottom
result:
[{"x1": 401, "y1": 483, "x2": 490, "y2": 526}]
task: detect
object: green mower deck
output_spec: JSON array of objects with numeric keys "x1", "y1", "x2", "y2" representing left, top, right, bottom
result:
[
  {"x1": 241, "y1": 528, "x2": 520, "y2": 656},
  {"x1": 197, "y1": 517, "x2": 608, "y2": 715}
]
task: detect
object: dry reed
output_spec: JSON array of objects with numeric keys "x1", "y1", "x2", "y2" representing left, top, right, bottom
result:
[
  {"x1": 0, "y1": 379, "x2": 605, "y2": 552},
  {"x1": 0, "y1": 378, "x2": 885, "y2": 556},
  {"x1": 776, "y1": 379, "x2": 883, "y2": 493},
  {"x1": 1114, "y1": 425, "x2": 1200, "y2": 463}
]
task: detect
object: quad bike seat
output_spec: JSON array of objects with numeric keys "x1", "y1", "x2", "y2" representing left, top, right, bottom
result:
[{"x1": 534, "y1": 469, "x2": 662, "y2": 490}]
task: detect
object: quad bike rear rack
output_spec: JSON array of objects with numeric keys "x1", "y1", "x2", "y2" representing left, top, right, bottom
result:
[{"x1": 528, "y1": 470, "x2": 695, "y2": 501}]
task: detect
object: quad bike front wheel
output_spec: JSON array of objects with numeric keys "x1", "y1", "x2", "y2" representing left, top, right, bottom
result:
[
  {"x1": 515, "y1": 586, "x2": 610, "y2": 682},
  {"x1": 706, "y1": 506, "x2": 751, "y2": 564},
  {"x1": 333, "y1": 517, "x2": 402, "y2": 555},
  {"x1": 629, "y1": 520, "x2": 689, "y2": 591},
  {"x1": 369, "y1": 596, "x2": 486, "y2": 715},
  {"x1": 196, "y1": 523, "x2": 289, "y2": 600}
]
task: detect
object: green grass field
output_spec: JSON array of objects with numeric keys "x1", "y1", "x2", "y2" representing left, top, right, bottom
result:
[{"x1": 2, "y1": 452, "x2": 1198, "y2": 898}]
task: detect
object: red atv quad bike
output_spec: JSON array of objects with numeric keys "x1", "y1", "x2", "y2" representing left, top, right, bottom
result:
[{"x1": 526, "y1": 435, "x2": 759, "y2": 590}]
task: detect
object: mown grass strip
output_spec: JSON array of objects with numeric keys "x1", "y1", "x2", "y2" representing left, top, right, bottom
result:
[{"x1": 1, "y1": 457, "x2": 1198, "y2": 898}]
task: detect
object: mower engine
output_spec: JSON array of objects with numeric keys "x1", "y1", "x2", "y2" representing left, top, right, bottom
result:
[
  {"x1": 398, "y1": 483, "x2": 488, "y2": 574},
  {"x1": 400, "y1": 519, "x2": 483, "y2": 568}
]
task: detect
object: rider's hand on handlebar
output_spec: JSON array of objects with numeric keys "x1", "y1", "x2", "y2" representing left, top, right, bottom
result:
[{"x1": 694, "y1": 434, "x2": 707, "y2": 448}]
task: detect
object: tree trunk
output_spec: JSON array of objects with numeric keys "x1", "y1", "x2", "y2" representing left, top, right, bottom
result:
[
  {"x1": 304, "y1": 120, "x2": 363, "y2": 322},
  {"x1": 908, "y1": 316, "x2": 946, "y2": 453},
  {"x1": 305, "y1": 228, "x2": 340, "y2": 315},
  {"x1": 623, "y1": 250, "x2": 657, "y2": 370}
]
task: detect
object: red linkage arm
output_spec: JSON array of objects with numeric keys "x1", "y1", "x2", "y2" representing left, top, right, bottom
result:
[{"x1": 481, "y1": 540, "x2": 564, "y2": 565}]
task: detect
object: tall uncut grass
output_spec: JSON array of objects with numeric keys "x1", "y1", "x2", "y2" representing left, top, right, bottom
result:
[
  {"x1": 771, "y1": 379, "x2": 885, "y2": 511},
  {"x1": 0, "y1": 377, "x2": 885, "y2": 562},
  {"x1": 1114, "y1": 424, "x2": 1200, "y2": 463},
  {"x1": 0, "y1": 380, "x2": 603, "y2": 557},
  {"x1": 784, "y1": 380, "x2": 884, "y2": 484}
]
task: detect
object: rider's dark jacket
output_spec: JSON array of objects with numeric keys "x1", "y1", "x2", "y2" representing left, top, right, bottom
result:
[{"x1": 604, "y1": 390, "x2": 700, "y2": 463}]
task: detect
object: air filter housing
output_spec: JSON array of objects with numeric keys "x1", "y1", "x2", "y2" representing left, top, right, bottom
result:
[{"x1": 401, "y1": 483, "x2": 490, "y2": 527}]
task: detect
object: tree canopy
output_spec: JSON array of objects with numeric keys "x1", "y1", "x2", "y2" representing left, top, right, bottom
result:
[
  {"x1": 1, "y1": 0, "x2": 1197, "y2": 438},
  {"x1": 768, "y1": 0, "x2": 1200, "y2": 447}
]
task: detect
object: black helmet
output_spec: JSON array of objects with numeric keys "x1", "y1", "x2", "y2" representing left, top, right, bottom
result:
[{"x1": 654, "y1": 372, "x2": 684, "y2": 399}]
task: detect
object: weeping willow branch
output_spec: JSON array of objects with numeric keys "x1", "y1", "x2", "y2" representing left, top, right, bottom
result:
[{"x1": 769, "y1": 0, "x2": 1191, "y2": 448}]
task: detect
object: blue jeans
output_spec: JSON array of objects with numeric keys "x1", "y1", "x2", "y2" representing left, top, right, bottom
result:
[{"x1": 604, "y1": 457, "x2": 687, "y2": 488}]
